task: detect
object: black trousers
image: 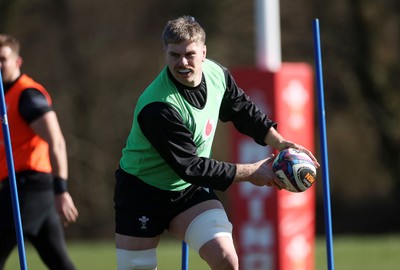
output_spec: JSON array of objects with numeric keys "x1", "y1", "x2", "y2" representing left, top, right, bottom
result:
[{"x1": 0, "y1": 172, "x2": 76, "y2": 270}]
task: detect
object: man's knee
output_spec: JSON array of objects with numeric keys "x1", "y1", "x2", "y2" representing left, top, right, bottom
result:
[
  {"x1": 116, "y1": 248, "x2": 157, "y2": 270},
  {"x1": 199, "y1": 240, "x2": 239, "y2": 270},
  {"x1": 213, "y1": 252, "x2": 239, "y2": 270}
]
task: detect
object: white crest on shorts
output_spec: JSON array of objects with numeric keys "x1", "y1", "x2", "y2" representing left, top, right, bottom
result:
[{"x1": 139, "y1": 216, "x2": 149, "y2": 230}]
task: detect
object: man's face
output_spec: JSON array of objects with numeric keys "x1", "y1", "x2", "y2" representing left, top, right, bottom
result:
[
  {"x1": 0, "y1": 46, "x2": 22, "y2": 84},
  {"x1": 165, "y1": 40, "x2": 206, "y2": 87}
]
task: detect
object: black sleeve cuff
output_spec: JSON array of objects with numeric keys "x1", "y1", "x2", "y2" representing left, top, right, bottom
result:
[{"x1": 53, "y1": 176, "x2": 68, "y2": 194}]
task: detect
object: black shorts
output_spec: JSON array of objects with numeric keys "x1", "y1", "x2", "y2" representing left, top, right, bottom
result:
[{"x1": 113, "y1": 168, "x2": 219, "y2": 237}]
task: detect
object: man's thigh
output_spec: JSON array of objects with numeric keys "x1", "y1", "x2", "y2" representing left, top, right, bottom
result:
[
  {"x1": 115, "y1": 233, "x2": 160, "y2": 250},
  {"x1": 168, "y1": 199, "x2": 224, "y2": 240}
]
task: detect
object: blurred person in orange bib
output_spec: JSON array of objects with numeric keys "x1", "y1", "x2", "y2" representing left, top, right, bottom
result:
[{"x1": 0, "y1": 34, "x2": 78, "y2": 270}]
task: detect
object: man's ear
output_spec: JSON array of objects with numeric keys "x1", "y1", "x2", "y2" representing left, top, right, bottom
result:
[
  {"x1": 16, "y1": 56, "x2": 23, "y2": 68},
  {"x1": 202, "y1": 45, "x2": 207, "y2": 61}
]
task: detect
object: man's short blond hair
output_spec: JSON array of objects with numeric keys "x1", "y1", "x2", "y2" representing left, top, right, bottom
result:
[
  {"x1": 161, "y1": 16, "x2": 206, "y2": 49},
  {"x1": 0, "y1": 34, "x2": 20, "y2": 56}
]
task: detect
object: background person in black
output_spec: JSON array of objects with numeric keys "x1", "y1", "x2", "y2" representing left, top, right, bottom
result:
[
  {"x1": 114, "y1": 16, "x2": 319, "y2": 270},
  {"x1": 0, "y1": 34, "x2": 78, "y2": 270}
]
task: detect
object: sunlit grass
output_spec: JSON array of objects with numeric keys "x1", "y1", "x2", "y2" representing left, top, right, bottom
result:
[{"x1": 5, "y1": 235, "x2": 400, "y2": 269}]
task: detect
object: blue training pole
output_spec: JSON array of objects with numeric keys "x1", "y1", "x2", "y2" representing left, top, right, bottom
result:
[
  {"x1": 312, "y1": 19, "x2": 335, "y2": 270},
  {"x1": 181, "y1": 241, "x2": 189, "y2": 270},
  {"x1": 0, "y1": 71, "x2": 28, "y2": 270}
]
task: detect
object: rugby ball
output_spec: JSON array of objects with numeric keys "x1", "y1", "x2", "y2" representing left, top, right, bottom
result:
[{"x1": 272, "y1": 148, "x2": 316, "y2": 192}]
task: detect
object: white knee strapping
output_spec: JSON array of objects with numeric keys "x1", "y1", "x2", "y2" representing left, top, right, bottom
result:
[
  {"x1": 184, "y1": 209, "x2": 233, "y2": 252},
  {"x1": 116, "y1": 248, "x2": 157, "y2": 270}
]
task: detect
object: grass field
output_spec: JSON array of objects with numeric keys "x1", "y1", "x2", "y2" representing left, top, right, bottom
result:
[{"x1": 5, "y1": 234, "x2": 400, "y2": 269}]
